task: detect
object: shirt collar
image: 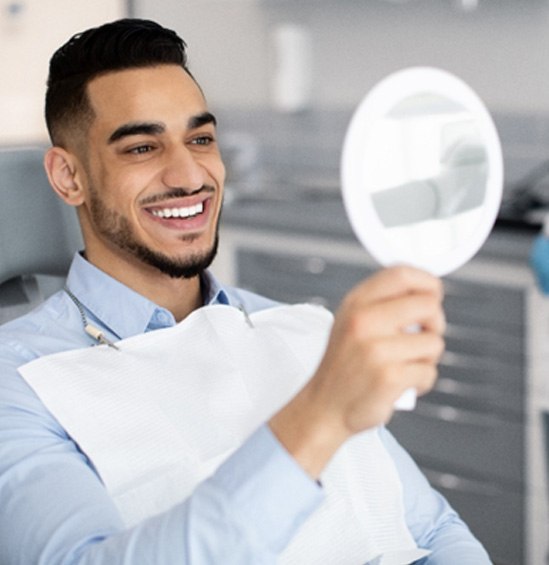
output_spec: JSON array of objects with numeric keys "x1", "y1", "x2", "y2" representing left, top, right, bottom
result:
[
  {"x1": 201, "y1": 269, "x2": 231, "y2": 306},
  {"x1": 65, "y1": 253, "x2": 232, "y2": 339}
]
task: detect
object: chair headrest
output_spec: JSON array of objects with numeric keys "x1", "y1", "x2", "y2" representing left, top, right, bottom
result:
[{"x1": 0, "y1": 147, "x2": 83, "y2": 285}]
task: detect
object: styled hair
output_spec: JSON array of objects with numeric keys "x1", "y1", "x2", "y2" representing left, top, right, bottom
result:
[{"x1": 45, "y1": 18, "x2": 192, "y2": 147}]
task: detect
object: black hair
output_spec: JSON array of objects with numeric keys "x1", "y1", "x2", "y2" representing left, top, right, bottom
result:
[{"x1": 45, "y1": 18, "x2": 192, "y2": 147}]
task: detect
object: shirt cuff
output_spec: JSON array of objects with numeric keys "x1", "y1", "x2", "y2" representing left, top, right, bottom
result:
[{"x1": 211, "y1": 424, "x2": 324, "y2": 554}]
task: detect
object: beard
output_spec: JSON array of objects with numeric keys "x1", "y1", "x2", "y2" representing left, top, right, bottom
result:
[{"x1": 88, "y1": 187, "x2": 219, "y2": 279}]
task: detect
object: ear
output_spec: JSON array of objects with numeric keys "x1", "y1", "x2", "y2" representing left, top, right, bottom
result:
[{"x1": 43, "y1": 147, "x2": 86, "y2": 207}]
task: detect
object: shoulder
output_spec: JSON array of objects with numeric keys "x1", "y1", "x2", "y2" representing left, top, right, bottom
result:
[
  {"x1": 0, "y1": 290, "x2": 92, "y2": 435},
  {"x1": 0, "y1": 290, "x2": 85, "y2": 365}
]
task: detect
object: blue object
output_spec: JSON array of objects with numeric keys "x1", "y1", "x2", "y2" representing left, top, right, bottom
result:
[{"x1": 531, "y1": 230, "x2": 549, "y2": 294}]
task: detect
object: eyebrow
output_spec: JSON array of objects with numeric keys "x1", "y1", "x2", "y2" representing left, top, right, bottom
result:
[
  {"x1": 107, "y1": 112, "x2": 217, "y2": 145},
  {"x1": 108, "y1": 122, "x2": 165, "y2": 144},
  {"x1": 188, "y1": 111, "x2": 217, "y2": 130}
]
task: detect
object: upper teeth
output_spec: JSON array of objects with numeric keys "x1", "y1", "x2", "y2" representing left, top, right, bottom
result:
[{"x1": 151, "y1": 202, "x2": 204, "y2": 219}]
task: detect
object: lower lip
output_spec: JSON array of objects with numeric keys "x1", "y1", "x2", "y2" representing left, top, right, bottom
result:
[{"x1": 145, "y1": 198, "x2": 214, "y2": 232}]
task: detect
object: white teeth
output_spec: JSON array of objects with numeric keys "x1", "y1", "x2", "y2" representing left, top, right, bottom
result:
[{"x1": 152, "y1": 202, "x2": 204, "y2": 219}]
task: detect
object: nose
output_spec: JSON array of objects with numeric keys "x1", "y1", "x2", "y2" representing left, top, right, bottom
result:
[{"x1": 161, "y1": 145, "x2": 206, "y2": 191}]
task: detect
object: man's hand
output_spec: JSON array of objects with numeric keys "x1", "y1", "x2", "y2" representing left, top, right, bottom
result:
[{"x1": 269, "y1": 265, "x2": 445, "y2": 478}]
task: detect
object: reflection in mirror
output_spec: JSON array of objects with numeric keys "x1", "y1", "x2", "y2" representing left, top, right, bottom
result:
[
  {"x1": 368, "y1": 92, "x2": 488, "y2": 264},
  {"x1": 341, "y1": 67, "x2": 502, "y2": 278}
]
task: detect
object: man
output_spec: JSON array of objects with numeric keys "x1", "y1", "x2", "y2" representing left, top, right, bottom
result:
[{"x1": 0, "y1": 18, "x2": 490, "y2": 564}]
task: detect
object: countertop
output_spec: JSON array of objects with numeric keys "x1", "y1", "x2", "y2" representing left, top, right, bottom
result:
[{"x1": 221, "y1": 190, "x2": 537, "y2": 266}]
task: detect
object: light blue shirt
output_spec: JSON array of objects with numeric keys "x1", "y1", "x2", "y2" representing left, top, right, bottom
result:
[{"x1": 0, "y1": 253, "x2": 491, "y2": 564}]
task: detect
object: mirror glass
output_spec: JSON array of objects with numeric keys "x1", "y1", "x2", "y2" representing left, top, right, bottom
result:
[{"x1": 341, "y1": 67, "x2": 503, "y2": 277}]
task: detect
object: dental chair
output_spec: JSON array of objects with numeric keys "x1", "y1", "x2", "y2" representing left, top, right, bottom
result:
[{"x1": 0, "y1": 147, "x2": 82, "y2": 323}]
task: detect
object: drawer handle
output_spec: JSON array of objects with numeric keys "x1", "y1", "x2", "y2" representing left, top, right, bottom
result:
[
  {"x1": 416, "y1": 402, "x2": 501, "y2": 428},
  {"x1": 426, "y1": 469, "x2": 504, "y2": 497},
  {"x1": 440, "y1": 351, "x2": 513, "y2": 375},
  {"x1": 434, "y1": 377, "x2": 492, "y2": 399},
  {"x1": 304, "y1": 257, "x2": 327, "y2": 274},
  {"x1": 435, "y1": 377, "x2": 468, "y2": 395},
  {"x1": 441, "y1": 351, "x2": 471, "y2": 367}
]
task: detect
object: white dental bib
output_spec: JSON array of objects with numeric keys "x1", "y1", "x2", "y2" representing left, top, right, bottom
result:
[{"x1": 19, "y1": 303, "x2": 428, "y2": 564}]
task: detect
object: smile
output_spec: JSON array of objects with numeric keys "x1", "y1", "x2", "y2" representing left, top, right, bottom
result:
[{"x1": 150, "y1": 202, "x2": 204, "y2": 219}]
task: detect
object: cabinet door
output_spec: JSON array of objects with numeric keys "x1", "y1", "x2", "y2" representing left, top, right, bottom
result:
[
  {"x1": 423, "y1": 466, "x2": 523, "y2": 565},
  {"x1": 389, "y1": 275, "x2": 525, "y2": 565},
  {"x1": 235, "y1": 245, "x2": 526, "y2": 564},
  {"x1": 236, "y1": 247, "x2": 375, "y2": 309}
]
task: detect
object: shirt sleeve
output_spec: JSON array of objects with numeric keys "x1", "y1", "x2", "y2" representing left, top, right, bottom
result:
[
  {"x1": 378, "y1": 426, "x2": 493, "y2": 564},
  {"x1": 0, "y1": 353, "x2": 322, "y2": 565}
]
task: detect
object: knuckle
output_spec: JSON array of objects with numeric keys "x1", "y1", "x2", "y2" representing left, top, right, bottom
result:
[
  {"x1": 390, "y1": 265, "x2": 412, "y2": 285},
  {"x1": 426, "y1": 293, "x2": 442, "y2": 312},
  {"x1": 439, "y1": 311, "x2": 447, "y2": 333},
  {"x1": 343, "y1": 307, "x2": 374, "y2": 340},
  {"x1": 425, "y1": 334, "x2": 445, "y2": 358},
  {"x1": 433, "y1": 276, "x2": 444, "y2": 298},
  {"x1": 435, "y1": 335, "x2": 446, "y2": 357},
  {"x1": 340, "y1": 291, "x2": 362, "y2": 319}
]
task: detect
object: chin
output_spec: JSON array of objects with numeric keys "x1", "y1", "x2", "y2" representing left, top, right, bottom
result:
[{"x1": 137, "y1": 236, "x2": 219, "y2": 280}]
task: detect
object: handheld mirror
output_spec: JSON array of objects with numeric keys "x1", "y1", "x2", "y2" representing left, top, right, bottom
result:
[{"x1": 341, "y1": 67, "x2": 503, "y2": 409}]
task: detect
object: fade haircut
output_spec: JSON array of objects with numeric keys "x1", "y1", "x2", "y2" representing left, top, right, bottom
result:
[{"x1": 45, "y1": 18, "x2": 193, "y2": 148}]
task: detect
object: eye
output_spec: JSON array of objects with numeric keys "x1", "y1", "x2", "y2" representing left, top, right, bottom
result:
[
  {"x1": 128, "y1": 144, "x2": 155, "y2": 155},
  {"x1": 191, "y1": 135, "x2": 215, "y2": 146}
]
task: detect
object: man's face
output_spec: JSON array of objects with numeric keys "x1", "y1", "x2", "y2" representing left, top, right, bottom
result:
[{"x1": 75, "y1": 65, "x2": 225, "y2": 279}]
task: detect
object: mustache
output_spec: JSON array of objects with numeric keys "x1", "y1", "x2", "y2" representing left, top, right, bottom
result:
[{"x1": 139, "y1": 185, "x2": 216, "y2": 206}]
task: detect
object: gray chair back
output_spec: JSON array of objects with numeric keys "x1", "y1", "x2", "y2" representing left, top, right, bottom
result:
[{"x1": 0, "y1": 147, "x2": 82, "y2": 320}]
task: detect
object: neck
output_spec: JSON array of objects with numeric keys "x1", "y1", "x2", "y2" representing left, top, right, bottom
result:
[
  {"x1": 84, "y1": 247, "x2": 204, "y2": 323},
  {"x1": 130, "y1": 271, "x2": 203, "y2": 323}
]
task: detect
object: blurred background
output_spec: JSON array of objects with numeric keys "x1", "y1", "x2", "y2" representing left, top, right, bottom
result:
[{"x1": 2, "y1": 1, "x2": 549, "y2": 563}]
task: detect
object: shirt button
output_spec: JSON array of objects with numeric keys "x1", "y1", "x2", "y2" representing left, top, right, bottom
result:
[{"x1": 155, "y1": 310, "x2": 170, "y2": 325}]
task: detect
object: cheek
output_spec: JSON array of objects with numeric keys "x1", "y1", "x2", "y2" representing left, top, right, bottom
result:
[
  {"x1": 218, "y1": 162, "x2": 226, "y2": 185},
  {"x1": 207, "y1": 156, "x2": 226, "y2": 187},
  {"x1": 89, "y1": 168, "x2": 144, "y2": 210}
]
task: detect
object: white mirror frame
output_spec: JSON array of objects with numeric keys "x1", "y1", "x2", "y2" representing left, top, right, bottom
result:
[{"x1": 341, "y1": 67, "x2": 503, "y2": 277}]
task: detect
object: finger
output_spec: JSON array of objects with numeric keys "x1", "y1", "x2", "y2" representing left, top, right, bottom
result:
[
  {"x1": 398, "y1": 361, "x2": 439, "y2": 397},
  {"x1": 350, "y1": 294, "x2": 446, "y2": 339},
  {"x1": 348, "y1": 265, "x2": 443, "y2": 307},
  {"x1": 363, "y1": 357, "x2": 440, "y2": 409},
  {"x1": 366, "y1": 333, "x2": 446, "y2": 368}
]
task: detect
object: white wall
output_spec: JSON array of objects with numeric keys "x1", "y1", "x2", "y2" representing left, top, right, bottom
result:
[
  {"x1": 0, "y1": 0, "x2": 126, "y2": 144},
  {"x1": 134, "y1": 0, "x2": 270, "y2": 109},
  {"x1": 3, "y1": 0, "x2": 547, "y2": 144},
  {"x1": 134, "y1": 0, "x2": 549, "y2": 115}
]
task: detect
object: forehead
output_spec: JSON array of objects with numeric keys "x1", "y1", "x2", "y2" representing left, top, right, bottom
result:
[{"x1": 86, "y1": 65, "x2": 207, "y2": 132}]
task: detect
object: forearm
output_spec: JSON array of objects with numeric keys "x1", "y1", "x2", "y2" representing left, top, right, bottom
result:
[
  {"x1": 269, "y1": 382, "x2": 349, "y2": 480},
  {"x1": 1, "y1": 418, "x2": 322, "y2": 564},
  {"x1": 79, "y1": 428, "x2": 322, "y2": 563}
]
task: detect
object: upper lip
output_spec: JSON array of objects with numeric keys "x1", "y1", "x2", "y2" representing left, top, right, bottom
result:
[
  {"x1": 144, "y1": 195, "x2": 209, "y2": 211},
  {"x1": 141, "y1": 187, "x2": 215, "y2": 211}
]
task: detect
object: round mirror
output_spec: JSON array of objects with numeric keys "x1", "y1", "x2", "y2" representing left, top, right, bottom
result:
[
  {"x1": 341, "y1": 67, "x2": 503, "y2": 277},
  {"x1": 341, "y1": 67, "x2": 503, "y2": 410}
]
